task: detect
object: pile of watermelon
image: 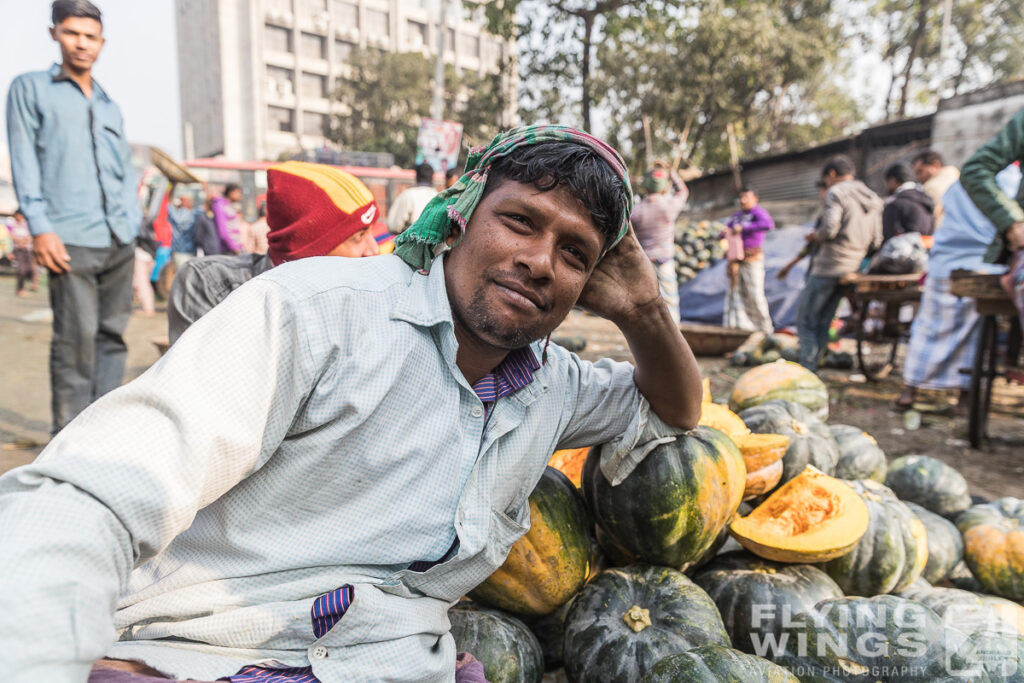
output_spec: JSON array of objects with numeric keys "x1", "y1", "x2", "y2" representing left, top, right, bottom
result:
[
  {"x1": 674, "y1": 220, "x2": 727, "y2": 285},
  {"x1": 451, "y1": 361, "x2": 1024, "y2": 682}
]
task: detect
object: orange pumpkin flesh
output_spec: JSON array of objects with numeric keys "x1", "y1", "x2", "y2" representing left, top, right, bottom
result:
[
  {"x1": 698, "y1": 403, "x2": 749, "y2": 442},
  {"x1": 736, "y1": 432, "x2": 789, "y2": 471},
  {"x1": 729, "y1": 466, "x2": 869, "y2": 563},
  {"x1": 549, "y1": 447, "x2": 589, "y2": 488}
]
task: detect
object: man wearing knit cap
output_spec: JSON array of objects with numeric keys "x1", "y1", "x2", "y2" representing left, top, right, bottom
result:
[
  {"x1": 0, "y1": 126, "x2": 701, "y2": 682},
  {"x1": 167, "y1": 161, "x2": 381, "y2": 344}
]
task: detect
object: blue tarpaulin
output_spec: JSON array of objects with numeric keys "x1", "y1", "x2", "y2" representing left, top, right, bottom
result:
[{"x1": 679, "y1": 225, "x2": 811, "y2": 329}]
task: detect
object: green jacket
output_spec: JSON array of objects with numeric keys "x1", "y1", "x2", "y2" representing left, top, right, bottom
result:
[{"x1": 961, "y1": 107, "x2": 1024, "y2": 263}]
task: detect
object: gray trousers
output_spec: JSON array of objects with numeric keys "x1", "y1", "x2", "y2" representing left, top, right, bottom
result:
[
  {"x1": 48, "y1": 243, "x2": 135, "y2": 434},
  {"x1": 796, "y1": 274, "x2": 846, "y2": 371}
]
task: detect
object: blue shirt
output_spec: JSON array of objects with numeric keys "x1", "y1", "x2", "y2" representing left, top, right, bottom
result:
[
  {"x1": 928, "y1": 164, "x2": 1022, "y2": 280},
  {"x1": 6, "y1": 64, "x2": 141, "y2": 248},
  {"x1": 0, "y1": 254, "x2": 672, "y2": 681},
  {"x1": 168, "y1": 205, "x2": 198, "y2": 254}
]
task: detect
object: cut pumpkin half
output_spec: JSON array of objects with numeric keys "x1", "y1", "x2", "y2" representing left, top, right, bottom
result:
[
  {"x1": 736, "y1": 432, "x2": 789, "y2": 471},
  {"x1": 743, "y1": 458, "x2": 784, "y2": 500},
  {"x1": 729, "y1": 465, "x2": 869, "y2": 563}
]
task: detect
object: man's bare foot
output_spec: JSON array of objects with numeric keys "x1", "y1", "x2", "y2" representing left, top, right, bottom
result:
[{"x1": 894, "y1": 386, "x2": 916, "y2": 410}]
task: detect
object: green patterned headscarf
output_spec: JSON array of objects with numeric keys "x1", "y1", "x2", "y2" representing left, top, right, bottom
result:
[{"x1": 393, "y1": 124, "x2": 634, "y2": 271}]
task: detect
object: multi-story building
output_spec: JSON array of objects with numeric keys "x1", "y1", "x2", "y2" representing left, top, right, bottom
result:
[{"x1": 175, "y1": 0, "x2": 514, "y2": 162}]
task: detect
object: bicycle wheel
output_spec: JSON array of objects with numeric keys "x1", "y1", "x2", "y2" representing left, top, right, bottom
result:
[{"x1": 856, "y1": 299, "x2": 899, "y2": 381}]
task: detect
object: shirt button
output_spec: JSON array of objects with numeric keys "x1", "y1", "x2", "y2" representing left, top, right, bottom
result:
[
  {"x1": 311, "y1": 645, "x2": 329, "y2": 660},
  {"x1": 471, "y1": 406, "x2": 483, "y2": 418}
]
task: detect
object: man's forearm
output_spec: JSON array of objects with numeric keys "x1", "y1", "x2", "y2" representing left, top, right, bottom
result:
[
  {"x1": 962, "y1": 109, "x2": 1024, "y2": 232},
  {"x1": 615, "y1": 299, "x2": 701, "y2": 429}
]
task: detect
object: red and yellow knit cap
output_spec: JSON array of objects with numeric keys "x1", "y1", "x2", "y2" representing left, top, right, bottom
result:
[{"x1": 266, "y1": 161, "x2": 379, "y2": 265}]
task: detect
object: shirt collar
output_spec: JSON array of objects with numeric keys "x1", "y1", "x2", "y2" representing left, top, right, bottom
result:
[
  {"x1": 470, "y1": 346, "x2": 541, "y2": 402},
  {"x1": 49, "y1": 62, "x2": 109, "y2": 101},
  {"x1": 390, "y1": 253, "x2": 454, "y2": 329}
]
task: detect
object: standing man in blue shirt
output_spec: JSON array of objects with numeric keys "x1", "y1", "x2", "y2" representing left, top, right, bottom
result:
[{"x1": 6, "y1": 0, "x2": 141, "y2": 435}]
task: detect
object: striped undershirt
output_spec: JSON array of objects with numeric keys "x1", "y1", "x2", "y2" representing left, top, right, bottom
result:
[{"x1": 223, "y1": 346, "x2": 539, "y2": 682}]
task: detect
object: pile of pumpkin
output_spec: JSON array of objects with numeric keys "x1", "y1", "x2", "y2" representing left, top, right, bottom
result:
[
  {"x1": 450, "y1": 361, "x2": 1024, "y2": 682},
  {"x1": 674, "y1": 220, "x2": 727, "y2": 285}
]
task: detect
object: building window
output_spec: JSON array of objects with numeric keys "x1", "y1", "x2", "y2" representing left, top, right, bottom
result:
[
  {"x1": 267, "y1": 65, "x2": 295, "y2": 97},
  {"x1": 334, "y1": 38, "x2": 355, "y2": 60},
  {"x1": 332, "y1": 0, "x2": 358, "y2": 28},
  {"x1": 302, "y1": 111, "x2": 328, "y2": 136},
  {"x1": 365, "y1": 9, "x2": 389, "y2": 36},
  {"x1": 463, "y1": 33, "x2": 480, "y2": 58},
  {"x1": 265, "y1": 24, "x2": 293, "y2": 53},
  {"x1": 445, "y1": 28, "x2": 455, "y2": 52},
  {"x1": 301, "y1": 72, "x2": 328, "y2": 99},
  {"x1": 406, "y1": 20, "x2": 427, "y2": 49},
  {"x1": 300, "y1": 31, "x2": 327, "y2": 59},
  {"x1": 268, "y1": 106, "x2": 296, "y2": 133}
]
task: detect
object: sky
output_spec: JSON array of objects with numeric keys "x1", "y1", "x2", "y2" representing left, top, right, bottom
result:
[{"x1": 0, "y1": 0, "x2": 182, "y2": 165}]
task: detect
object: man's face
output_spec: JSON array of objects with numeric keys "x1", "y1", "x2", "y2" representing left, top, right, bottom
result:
[
  {"x1": 913, "y1": 160, "x2": 939, "y2": 184},
  {"x1": 444, "y1": 179, "x2": 605, "y2": 351},
  {"x1": 739, "y1": 191, "x2": 757, "y2": 211},
  {"x1": 227, "y1": 187, "x2": 243, "y2": 202},
  {"x1": 50, "y1": 17, "x2": 104, "y2": 73},
  {"x1": 179, "y1": 195, "x2": 194, "y2": 209},
  {"x1": 327, "y1": 227, "x2": 380, "y2": 258},
  {"x1": 885, "y1": 176, "x2": 901, "y2": 195},
  {"x1": 822, "y1": 170, "x2": 840, "y2": 188}
]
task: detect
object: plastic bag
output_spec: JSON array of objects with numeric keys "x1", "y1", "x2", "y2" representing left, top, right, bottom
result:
[{"x1": 867, "y1": 232, "x2": 927, "y2": 274}]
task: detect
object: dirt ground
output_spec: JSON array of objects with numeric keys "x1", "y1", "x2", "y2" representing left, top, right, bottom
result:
[
  {"x1": 0, "y1": 270, "x2": 165, "y2": 474},
  {"x1": 1, "y1": 271, "x2": 1021, "y2": 500}
]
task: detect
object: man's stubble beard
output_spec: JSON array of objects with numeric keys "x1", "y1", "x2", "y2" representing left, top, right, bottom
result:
[{"x1": 456, "y1": 285, "x2": 547, "y2": 351}]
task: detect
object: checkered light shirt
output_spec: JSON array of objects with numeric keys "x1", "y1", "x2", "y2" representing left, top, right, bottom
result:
[{"x1": 0, "y1": 254, "x2": 666, "y2": 682}]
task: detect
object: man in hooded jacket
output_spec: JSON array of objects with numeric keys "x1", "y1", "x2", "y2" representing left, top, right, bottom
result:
[
  {"x1": 796, "y1": 154, "x2": 884, "y2": 370},
  {"x1": 882, "y1": 162, "x2": 935, "y2": 242}
]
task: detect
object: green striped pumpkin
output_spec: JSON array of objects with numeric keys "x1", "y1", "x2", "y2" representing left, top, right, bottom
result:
[
  {"x1": 885, "y1": 455, "x2": 972, "y2": 519},
  {"x1": 563, "y1": 565, "x2": 729, "y2": 683},
  {"x1": 905, "y1": 501, "x2": 963, "y2": 584},
  {"x1": 829, "y1": 424, "x2": 887, "y2": 482},
  {"x1": 582, "y1": 426, "x2": 745, "y2": 570},
  {"x1": 448, "y1": 603, "x2": 543, "y2": 683},
  {"x1": 823, "y1": 479, "x2": 928, "y2": 595},
  {"x1": 693, "y1": 551, "x2": 843, "y2": 655},
  {"x1": 957, "y1": 497, "x2": 1024, "y2": 600},
  {"x1": 773, "y1": 595, "x2": 958, "y2": 681},
  {"x1": 641, "y1": 644, "x2": 797, "y2": 682},
  {"x1": 470, "y1": 467, "x2": 590, "y2": 616}
]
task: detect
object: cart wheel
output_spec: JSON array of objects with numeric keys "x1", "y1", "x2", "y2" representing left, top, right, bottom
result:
[
  {"x1": 968, "y1": 315, "x2": 996, "y2": 448},
  {"x1": 155, "y1": 260, "x2": 177, "y2": 302},
  {"x1": 856, "y1": 300, "x2": 899, "y2": 381}
]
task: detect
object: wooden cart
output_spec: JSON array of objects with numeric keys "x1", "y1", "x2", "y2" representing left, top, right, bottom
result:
[
  {"x1": 840, "y1": 272, "x2": 924, "y2": 381},
  {"x1": 950, "y1": 270, "x2": 1020, "y2": 447}
]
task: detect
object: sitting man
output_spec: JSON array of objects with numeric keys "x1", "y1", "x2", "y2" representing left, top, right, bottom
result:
[
  {"x1": 168, "y1": 161, "x2": 381, "y2": 344},
  {"x1": 0, "y1": 125, "x2": 700, "y2": 682}
]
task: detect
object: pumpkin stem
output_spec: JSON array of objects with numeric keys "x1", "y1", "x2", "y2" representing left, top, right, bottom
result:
[{"x1": 622, "y1": 605, "x2": 652, "y2": 633}]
